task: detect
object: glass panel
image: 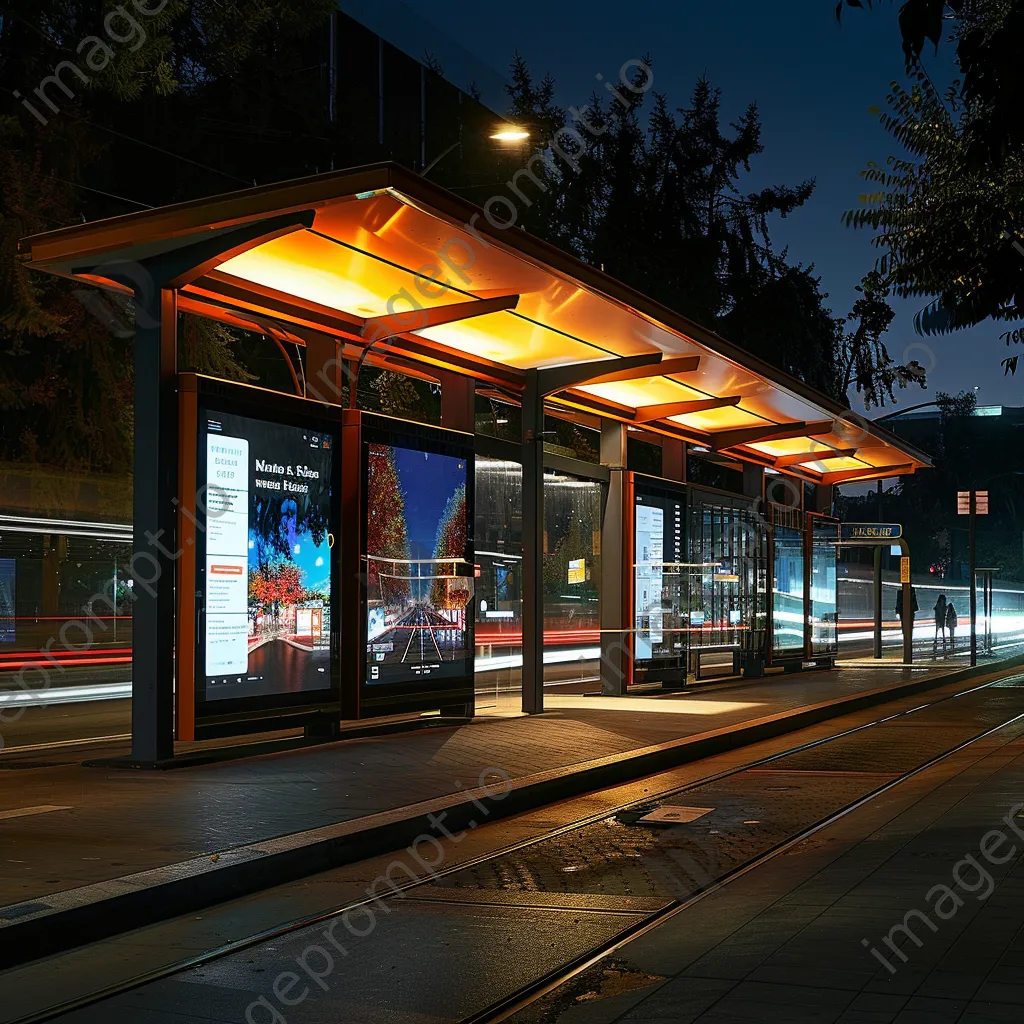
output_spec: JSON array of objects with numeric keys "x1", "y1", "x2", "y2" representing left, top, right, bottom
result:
[
  {"x1": 772, "y1": 506, "x2": 806, "y2": 653},
  {"x1": 475, "y1": 395, "x2": 520, "y2": 442},
  {"x1": 543, "y1": 415, "x2": 600, "y2": 463},
  {"x1": 474, "y1": 459, "x2": 522, "y2": 712},
  {"x1": 810, "y1": 518, "x2": 839, "y2": 655},
  {"x1": 543, "y1": 472, "x2": 602, "y2": 691},
  {"x1": 0, "y1": 524, "x2": 134, "y2": 745},
  {"x1": 687, "y1": 502, "x2": 765, "y2": 653}
]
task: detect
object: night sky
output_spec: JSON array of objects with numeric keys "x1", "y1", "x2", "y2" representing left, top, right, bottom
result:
[
  {"x1": 400, "y1": 0, "x2": 1019, "y2": 413},
  {"x1": 392, "y1": 447, "x2": 466, "y2": 556}
]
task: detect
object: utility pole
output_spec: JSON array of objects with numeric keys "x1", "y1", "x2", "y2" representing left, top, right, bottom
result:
[{"x1": 969, "y1": 490, "x2": 977, "y2": 667}]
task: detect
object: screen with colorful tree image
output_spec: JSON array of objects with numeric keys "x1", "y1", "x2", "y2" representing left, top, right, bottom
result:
[
  {"x1": 201, "y1": 410, "x2": 333, "y2": 702},
  {"x1": 365, "y1": 443, "x2": 471, "y2": 686}
]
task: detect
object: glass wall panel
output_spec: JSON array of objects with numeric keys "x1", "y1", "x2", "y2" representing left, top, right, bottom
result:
[
  {"x1": 810, "y1": 516, "x2": 839, "y2": 655},
  {"x1": 474, "y1": 459, "x2": 522, "y2": 711},
  {"x1": 543, "y1": 472, "x2": 602, "y2": 691},
  {"x1": 0, "y1": 521, "x2": 133, "y2": 746},
  {"x1": 686, "y1": 496, "x2": 767, "y2": 674},
  {"x1": 772, "y1": 505, "x2": 805, "y2": 654}
]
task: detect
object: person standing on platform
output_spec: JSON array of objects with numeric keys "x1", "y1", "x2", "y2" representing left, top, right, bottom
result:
[
  {"x1": 946, "y1": 600, "x2": 958, "y2": 650},
  {"x1": 933, "y1": 593, "x2": 948, "y2": 649}
]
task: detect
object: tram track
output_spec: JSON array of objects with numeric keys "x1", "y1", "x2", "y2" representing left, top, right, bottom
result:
[
  {"x1": 8, "y1": 667, "x2": 1024, "y2": 1024},
  {"x1": 459, "y1": 700, "x2": 1024, "y2": 1024}
]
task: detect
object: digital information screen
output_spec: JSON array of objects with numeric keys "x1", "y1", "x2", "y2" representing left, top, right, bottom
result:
[
  {"x1": 634, "y1": 490, "x2": 684, "y2": 663},
  {"x1": 201, "y1": 411, "x2": 333, "y2": 703},
  {"x1": 365, "y1": 443, "x2": 471, "y2": 687}
]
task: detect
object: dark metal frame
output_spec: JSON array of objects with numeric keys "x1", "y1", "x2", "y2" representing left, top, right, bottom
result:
[
  {"x1": 347, "y1": 411, "x2": 476, "y2": 719},
  {"x1": 186, "y1": 376, "x2": 343, "y2": 738}
]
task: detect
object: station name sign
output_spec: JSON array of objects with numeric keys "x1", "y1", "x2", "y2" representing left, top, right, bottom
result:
[{"x1": 840, "y1": 523, "x2": 903, "y2": 541}]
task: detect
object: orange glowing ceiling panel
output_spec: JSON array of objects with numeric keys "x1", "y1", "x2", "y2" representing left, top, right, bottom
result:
[
  {"x1": 217, "y1": 230, "x2": 469, "y2": 319},
  {"x1": 748, "y1": 437, "x2": 831, "y2": 458},
  {"x1": 315, "y1": 196, "x2": 669, "y2": 359},
  {"x1": 804, "y1": 456, "x2": 868, "y2": 474},
  {"x1": 670, "y1": 405, "x2": 769, "y2": 432},
  {"x1": 576, "y1": 376, "x2": 707, "y2": 409},
  {"x1": 416, "y1": 311, "x2": 610, "y2": 370},
  {"x1": 313, "y1": 195, "x2": 557, "y2": 297}
]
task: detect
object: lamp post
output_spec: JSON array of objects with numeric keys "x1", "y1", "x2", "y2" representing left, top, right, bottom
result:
[{"x1": 420, "y1": 124, "x2": 530, "y2": 179}]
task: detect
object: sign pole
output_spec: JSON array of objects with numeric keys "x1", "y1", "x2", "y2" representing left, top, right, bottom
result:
[
  {"x1": 873, "y1": 546, "x2": 882, "y2": 659},
  {"x1": 970, "y1": 490, "x2": 977, "y2": 667},
  {"x1": 900, "y1": 550, "x2": 913, "y2": 664}
]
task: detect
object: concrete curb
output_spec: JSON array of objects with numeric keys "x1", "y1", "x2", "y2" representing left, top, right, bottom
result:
[{"x1": 2, "y1": 654, "x2": 1022, "y2": 968}]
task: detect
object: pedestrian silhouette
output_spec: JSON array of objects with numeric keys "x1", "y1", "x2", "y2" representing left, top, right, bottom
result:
[
  {"x1": 946, "y1": 600, "x2": 958, "y2": 649},
  {"x1": 933, "y1": 593, "x2": 947, "y2": 648}
]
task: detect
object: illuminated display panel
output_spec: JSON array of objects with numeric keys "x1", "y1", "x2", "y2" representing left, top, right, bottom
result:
[
  {"x1": 634, "y1": 481, "x2": 686, "y2": 671},
  {"x1": 364, "y1": 440, "x2": 473, "y2": 690},
  {"x1": 196, "y1": 403, "x2": 337, "y2": 712}
]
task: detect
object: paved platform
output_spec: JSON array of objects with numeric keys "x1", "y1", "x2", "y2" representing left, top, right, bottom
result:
[
  {"x1": 535, "y1": 685, "x2": 1024, "y2": 1023},
  {"x1": 0, "y1": 656, "x2": 1020, "y2": 966}
]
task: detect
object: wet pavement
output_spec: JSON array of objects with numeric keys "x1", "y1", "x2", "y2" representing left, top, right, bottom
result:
[{"x1": 25, "y1": 672, "x2": 1024, "y2": 1024}]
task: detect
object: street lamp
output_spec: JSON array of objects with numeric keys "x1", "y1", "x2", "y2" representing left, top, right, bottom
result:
[
  {"x1": 489, "y1": 125, "x2": 530, "y2": 142},
  {"x1": 421, "y1": 125, "x2": 531, "y2": 179}
]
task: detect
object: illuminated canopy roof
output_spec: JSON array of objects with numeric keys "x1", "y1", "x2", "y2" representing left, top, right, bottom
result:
[{"x1": 18, "y1": 162, "x2": 929, "y2": 484}]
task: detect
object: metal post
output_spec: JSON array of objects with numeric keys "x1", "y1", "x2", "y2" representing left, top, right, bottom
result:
[
  {"x1": 327, "y1": 11, "x2": 337, "y2": 152},
  {"x1": 438, "y1": 371, "x2": 476, "y2": 718},
  {"x1": 600, "y1": 420, "x2": 628, "y2": 695},
  {"x1": 521, "y1": 370, "x2": 544, "y2": 714},
  {"x1": 970, "y1": 490, "x2": 977, "y2": 667},
  {"x1": 131, "y1": 287, "x2": 178, "y2": 764},
  {"x1": 902, "y1": 579, "x2": 913, "y2": 664},
  {"x1": 873, "y1": 546, "x2": 882, "y2": 659}
]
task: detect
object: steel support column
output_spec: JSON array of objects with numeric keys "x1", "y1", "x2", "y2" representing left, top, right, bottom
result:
[
  {"x1": 521, "y1": 370, "x2": 544, "y2": 714},
  {"x1": 131, "y1": 287, "x2": 178, "y2": 763},
  {"x1": 600, "y1": 419, "x2": 628, "y2": 695},
  {"x1": 439, "y1": 370, "x2": 476, "y2": 718}
]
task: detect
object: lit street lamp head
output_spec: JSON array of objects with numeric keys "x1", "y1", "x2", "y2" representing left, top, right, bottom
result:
[{"x1": 489, "y1": 126, "x2": 530, "y2": 142}]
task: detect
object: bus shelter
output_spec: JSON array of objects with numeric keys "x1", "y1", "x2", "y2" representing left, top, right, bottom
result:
[{"x1": 17, "y1": 163, "x2": 931, "y2": 765}]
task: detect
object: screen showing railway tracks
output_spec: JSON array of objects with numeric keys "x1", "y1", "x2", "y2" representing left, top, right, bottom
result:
[
  {"x1": 365, "y1": 443, "x2": 471, "y2": 687},
  {"x1": 201, "y1": 410, "x2": 333, "y2": 702}
]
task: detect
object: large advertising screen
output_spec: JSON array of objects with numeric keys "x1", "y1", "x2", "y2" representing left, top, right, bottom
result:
[
  {"x1": 365, "y1": 443, "x2": 472, "y2": 688},
  {"x1": 634, "y1": 487, "x2": 685, "y2": 665},
  {"x1": 200, "y1": 410, "x2": 334, "y2": 703}
]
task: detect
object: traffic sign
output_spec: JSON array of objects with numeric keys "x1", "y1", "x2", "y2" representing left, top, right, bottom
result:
[
  {"x1": 958, "y1": 490, "x2": 989, "y2": 515},
  {"x1": 900, "y1": 556, "x2": 911, "y2": 584}
]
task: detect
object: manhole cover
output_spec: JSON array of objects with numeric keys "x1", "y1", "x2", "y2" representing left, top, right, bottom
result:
[{"x1": 636, "y1": 806, "x2": 714, "y2": 826}]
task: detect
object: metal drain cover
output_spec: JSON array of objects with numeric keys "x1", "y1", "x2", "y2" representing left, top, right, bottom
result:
[{"x1": 636, "y1": 806, "x2": 714, "y2": 826}]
